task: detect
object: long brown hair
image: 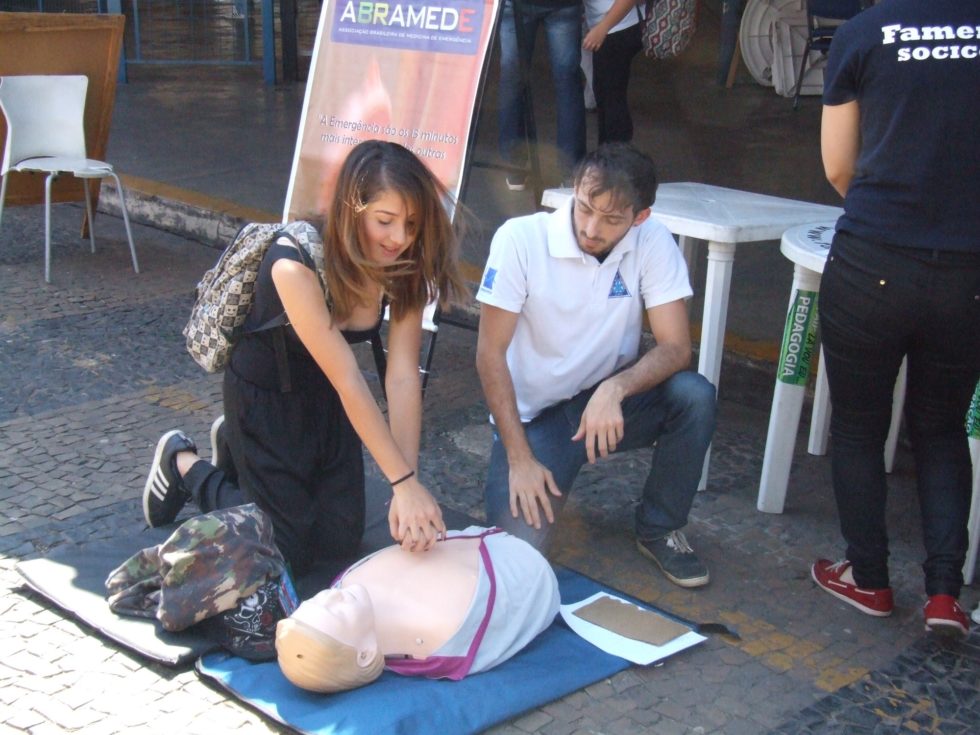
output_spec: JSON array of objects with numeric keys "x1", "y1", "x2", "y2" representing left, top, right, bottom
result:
[{"x1": 323, "y1": 141, "x2": 467, "y2": 322}]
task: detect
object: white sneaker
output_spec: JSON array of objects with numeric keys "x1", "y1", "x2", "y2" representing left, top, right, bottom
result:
[
  {"x1": 505, "y1": 175, "x2": 527, "y2": 192},
  {"x1": 210, "y1": 415, "x2": 226, "y2": 469}
]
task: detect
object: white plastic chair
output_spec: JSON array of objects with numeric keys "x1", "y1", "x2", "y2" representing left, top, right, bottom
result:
[{"x1": 0, "y1": 74, "x2": 139, "y2": 283}]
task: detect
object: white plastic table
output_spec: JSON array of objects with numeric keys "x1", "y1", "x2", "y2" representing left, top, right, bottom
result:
[
  {"x1": 542, "y1": 183, "x2": 843, "y2": 489},
  {"x1": 757, "y1": 221, "x2": 906, "y2": 514}
]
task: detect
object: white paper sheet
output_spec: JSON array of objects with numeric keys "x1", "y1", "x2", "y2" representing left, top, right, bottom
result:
[{"x1": 560, "y1": 592, "x2": 706, "y2": 666}]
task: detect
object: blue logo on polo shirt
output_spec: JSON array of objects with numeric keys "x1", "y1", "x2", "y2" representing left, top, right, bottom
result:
[
  {"x1": 608, "y1": 270, "x2": 630, "y2": 299},
  {"x1": 481, "y1": 267, "x2": 497, "y2": 292}
]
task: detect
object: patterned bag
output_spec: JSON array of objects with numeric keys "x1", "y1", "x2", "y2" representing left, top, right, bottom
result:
[
  {"x1": 183, "y1": 220, "x2": 325, "y2": 372},
  {"x1": 197, "y1": 572, "x2": 299, "y2": 661},
  {"x1": 642, "y1": 0, "x2": 699, "y2": 60},
  {"x1": 104, "y1": 503, "x2": 288, "y2": 632}
]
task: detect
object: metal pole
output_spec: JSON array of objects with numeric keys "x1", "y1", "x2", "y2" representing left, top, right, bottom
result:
[
  {"x1": 262, "y1": 0, "x2": 276, "y2": 84},
  {"x1": 280, "y1": 0, "x2": 299, "y2": 82},
  {"x1": 107, "y1": 0, "x2": 128, "y2": 83},
  {"x1": 717, "y1": 0, "x2": 742, "y2": 86}
]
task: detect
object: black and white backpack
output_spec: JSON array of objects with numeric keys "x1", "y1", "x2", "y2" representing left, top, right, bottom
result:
[{"x1": 183, "y1": 220, "x2": 325, "y2": 373}]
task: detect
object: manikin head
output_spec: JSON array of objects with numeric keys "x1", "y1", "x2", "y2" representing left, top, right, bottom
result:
[
  {"x1": 570, "y1": 143, "x2": 657, "y2": 259},
  {"x1": 275, "y1": 584, "x2": 383, "y2": 693}
]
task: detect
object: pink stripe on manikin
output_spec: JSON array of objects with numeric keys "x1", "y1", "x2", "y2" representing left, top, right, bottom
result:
[{"x1": 385, "y1": 528, "x2": 500, "y2": 680}]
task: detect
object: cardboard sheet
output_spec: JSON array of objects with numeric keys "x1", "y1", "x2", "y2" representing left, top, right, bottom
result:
[
  {"x1": 573, "y1": 594, "x2": 691, "y2": 646},
  {"x1": 562, "y1": 592, "x2": 706, "y2": 666}
]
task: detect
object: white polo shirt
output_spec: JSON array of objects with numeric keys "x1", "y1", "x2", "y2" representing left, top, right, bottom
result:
[{"x1": 477, "y1": 199, "x2": 692, "y2": 422}]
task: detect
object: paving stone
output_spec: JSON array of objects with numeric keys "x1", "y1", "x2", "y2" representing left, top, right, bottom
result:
[
  {"x1": 651, "y1": 699, "x2": 689, "y2": 722},
  {"x1": 15, "y1": 672, "x2": 65, "y2": 697},
  {"x1": 697, "y1": 705, "x2": 732, "y2": 730},
  {"x1": 602, "y1": 716, "x2": 646, "y2": 735},
  {"x1": 513, "y1": 710, "x2": 554, "y2": 733},
  {"x1": 608, "y1": 669, "x2": 644, "y2": 694},
  {"x1": 4, "y1": 705, "x2": 46, "y2": 731},
  {"x1": 5, "y1": 650, "x2": 62, "y2": 678},
  {"x1": 642, "y1": 716, "x2": 688, "y2": 735},
  {"x1": 486, "y1": 725, "x2": 526, "y2": 735},
  {"x1": 583, "y1": 680, "x2": 615, "y2": 700},
  {"x1": 567, "y1": 720, "x2": 605, "y2": 735}
]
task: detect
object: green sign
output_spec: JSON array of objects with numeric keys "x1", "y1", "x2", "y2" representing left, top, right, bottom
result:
[
  {"x1": 777, "y1": 290, "x2": 819, "y2": 386},
  {"x1": 967, "y1": 380, "x2": 980, "y2": 439}
]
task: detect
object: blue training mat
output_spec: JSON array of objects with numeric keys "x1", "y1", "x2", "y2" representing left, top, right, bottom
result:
[{"x1": 196, "y1": 568, "x2": 655, "y2": 735}]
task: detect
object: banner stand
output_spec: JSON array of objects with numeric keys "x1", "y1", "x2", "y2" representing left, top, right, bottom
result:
[{"x1": 279, "y1": 1, "x2": 547, "y2": 343}]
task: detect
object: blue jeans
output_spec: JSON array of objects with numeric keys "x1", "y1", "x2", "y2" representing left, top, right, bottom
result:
[
  {"x1": 498, "y1": 0, "x2": 586, "y2": 177},
  {"x1": 820, "y1": 231, "x2": 980, "y2": 597},
  {"x1": 485, "y1": 371, "x2": 717, "y2": 552}
]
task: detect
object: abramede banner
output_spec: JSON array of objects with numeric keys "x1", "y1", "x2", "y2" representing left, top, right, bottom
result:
[{"x1": 284, "y1": 0, "x2": 501, "y2": 222}]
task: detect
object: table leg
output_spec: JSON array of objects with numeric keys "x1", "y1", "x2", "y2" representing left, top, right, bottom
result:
[
  {"x1": 696, "y1": 241, "x2": 736, "y2": 490},
  {"x1": 807, "y1": 346, "x2": 831, "y2": 455},
  {"x1": 965, "y1": 436, "x2": 980, "y2": 585},
  {"x1": 678, "y1": 235, "x2": 702, "y2": 286},
  {"x1": 883, "y1": 358, "x2": 907, "y2": 474},
  {"x1": 809, "y1": 352, "x2": 908, "y2": 474},
  {"x1": 758, "y1": 264, "x2": 822, "y2": 513}
]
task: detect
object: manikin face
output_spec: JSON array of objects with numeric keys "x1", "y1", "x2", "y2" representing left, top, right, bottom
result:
[
  {"x1": 291, "y1": 584, "x2": 378, "y2": 666},
  {"x1": 571, "y1": 177, "x2": 649, "y2": 258},
  {"x1": 358, "y1": 189, "x2": 417, "y2": 265}
]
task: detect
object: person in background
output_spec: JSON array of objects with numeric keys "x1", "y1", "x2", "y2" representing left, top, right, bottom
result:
[
  {"x1": 811, "y1": 0, "x2": 980, "y2": 637},
  {"x1": 498, "y1": 0, "x2": 586, "y2": 190},
  {"x1": 582, "y1": 0, "x2": 644, "y2": 144}
]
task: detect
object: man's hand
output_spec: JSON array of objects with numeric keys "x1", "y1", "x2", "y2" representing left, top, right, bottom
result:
[
  {"x1": 388, "y1": 477, "x2": 446, "y2": 552},
  {"x1": 508, "y1": 456, "x2": 563, "y2": 530},
  {"x1": 572, "y1": 380, "x2": 625, "y2": 463}
]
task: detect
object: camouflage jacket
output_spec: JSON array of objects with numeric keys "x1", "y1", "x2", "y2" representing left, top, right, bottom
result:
[{"x1": 105, "y1": 504, "x2": 286, "y2": 632}]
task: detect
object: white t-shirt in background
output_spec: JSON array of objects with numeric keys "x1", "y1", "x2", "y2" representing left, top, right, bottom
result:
[{"x1": 584, "y1": 0, "x2": 642, "y2": 34}]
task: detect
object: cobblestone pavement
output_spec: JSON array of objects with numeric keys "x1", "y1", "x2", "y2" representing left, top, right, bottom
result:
[{"x1": 1, "y1": 204, "x2": 978, "y2": 735}]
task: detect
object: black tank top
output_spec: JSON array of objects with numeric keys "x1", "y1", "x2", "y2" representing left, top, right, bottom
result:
[{"x1": 229, "y1": 242, "x2": 385, "y2": 389}]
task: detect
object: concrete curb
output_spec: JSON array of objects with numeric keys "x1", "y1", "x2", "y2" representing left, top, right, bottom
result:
[{"x1": 99, "y1": 174, "x2": 278, "y2": 249}]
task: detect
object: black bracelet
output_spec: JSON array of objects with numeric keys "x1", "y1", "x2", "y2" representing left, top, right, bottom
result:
[{"x1": 390, "y1": 470, "x2": 415, "y2": 487}]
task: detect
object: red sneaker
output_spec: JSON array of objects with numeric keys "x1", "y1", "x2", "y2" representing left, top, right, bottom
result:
[
  {"x1": 924, "y1": 595, "x2": 969, "y2": 638},
  {"x1": 811, "y1": 559, "x2": 894, "y2": 617}
]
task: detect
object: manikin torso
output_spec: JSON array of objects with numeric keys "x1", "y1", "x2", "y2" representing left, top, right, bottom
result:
[{"x1": 339, "y1": 536, "x2": 481, "y2": 658}]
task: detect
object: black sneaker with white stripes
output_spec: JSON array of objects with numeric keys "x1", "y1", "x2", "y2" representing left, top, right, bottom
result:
[{"x1": 142, "y1": 430, "x2": 197, "y2": 527}]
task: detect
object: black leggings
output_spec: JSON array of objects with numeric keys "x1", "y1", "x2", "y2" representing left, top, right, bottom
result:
[
  {"x1": 821, "y1": 232, "x2": 980, "y2": 595},
  {"x1": 593, "y1": 22, "x2": 642, "y2": 144},
  {"x1": 184, "y1": 356, "x2": 365, "y2": 576}
]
